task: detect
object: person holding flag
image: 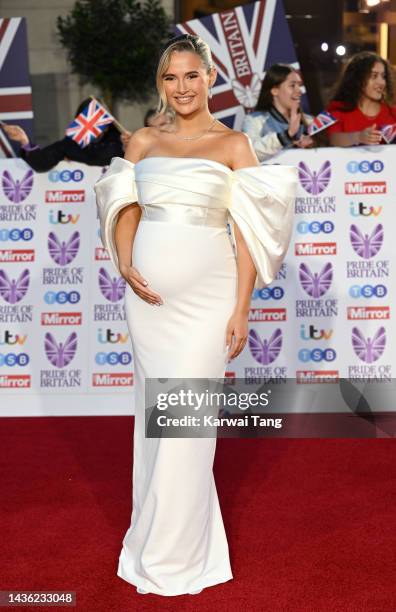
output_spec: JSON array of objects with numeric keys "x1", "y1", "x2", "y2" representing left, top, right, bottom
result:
[
  {"x1": 241, "y1": 63, "x2": 314, "y2": 161},
  {"x1": 2, "y1": 97, "x2": 131, "y2": 172},
  {"x1": 326, "y1": 51, "x2": 396, "y2": 146}
]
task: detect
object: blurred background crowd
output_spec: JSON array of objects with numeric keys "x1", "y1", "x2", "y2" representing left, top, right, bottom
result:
[{"x1": 1, "y1": 0, "x2": 396, "y2": 170}]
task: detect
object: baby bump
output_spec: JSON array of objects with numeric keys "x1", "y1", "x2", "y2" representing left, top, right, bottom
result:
[{"x1": 132, "y1": 220, "x2": 237, "y2": 298}]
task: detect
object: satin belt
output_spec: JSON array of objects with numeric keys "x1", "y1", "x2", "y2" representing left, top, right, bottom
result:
[{"x1": 140, "y1": 203, "x2": 228, "y2": 228}]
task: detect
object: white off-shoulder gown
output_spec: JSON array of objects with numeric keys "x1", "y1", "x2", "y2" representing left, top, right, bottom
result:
[{"x1": 95, "y1": 156, "x2": 297, "y2": 596}]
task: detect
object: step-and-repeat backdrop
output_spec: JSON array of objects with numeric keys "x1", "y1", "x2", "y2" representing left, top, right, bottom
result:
[{"x1": 0, "y1": 146, "x2": 394, "y2": 415}]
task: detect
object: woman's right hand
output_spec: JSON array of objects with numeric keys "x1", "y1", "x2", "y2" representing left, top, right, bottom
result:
[
  {"x1": 287, "y1": 103, "x2": 302, "y2": 138},
  {"x1": 120, "y1": 263, "x2": 163, "y2": 306},
  {"x1": 358, "y1": 124, "x2": 382, "y2": 145}
]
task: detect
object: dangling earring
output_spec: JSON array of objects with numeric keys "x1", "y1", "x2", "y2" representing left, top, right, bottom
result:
[{"x1": 209, "y1": 86, "x2": 213, "y2": 99}]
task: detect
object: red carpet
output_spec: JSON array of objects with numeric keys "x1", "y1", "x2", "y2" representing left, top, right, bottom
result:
[{"x1": 1, "y1": 416, "x2": 395, "y2": 612}]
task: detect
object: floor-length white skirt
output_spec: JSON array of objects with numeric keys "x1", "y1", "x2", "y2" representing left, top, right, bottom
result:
[{"x1": 117, "y1": 218, "x2": 237, "y2": 596}]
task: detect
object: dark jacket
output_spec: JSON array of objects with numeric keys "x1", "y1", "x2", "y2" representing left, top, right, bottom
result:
[{"x1": 20, "y1": 125, "x2": 124, "y2": 172}]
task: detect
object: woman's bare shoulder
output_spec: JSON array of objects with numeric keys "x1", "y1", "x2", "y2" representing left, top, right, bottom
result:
[
  {"x1": 124, "y1": 127, "x2": 160, "y2": 163},
  {"x1": 223, "y1": 130, "x2": 259, "y2": 169}
]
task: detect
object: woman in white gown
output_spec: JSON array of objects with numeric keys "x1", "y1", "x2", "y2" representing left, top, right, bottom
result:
[{"x1": 95, "y1": 34, "x2": 297, "y2": 597}]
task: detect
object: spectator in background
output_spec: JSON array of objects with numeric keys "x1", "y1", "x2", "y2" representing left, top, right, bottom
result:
[
  {"x1": 2, "y1": 98, "x2": 132, "y2": 172},
  {"x1": 144, "y1": 108, "x2": 173, "y2": 128},
  {"x1": 326, "y1": 51, "x2": 396, "y2": 146},
  {"x1": 241, "y1": 63, "x2": 313, "y2": 161}
]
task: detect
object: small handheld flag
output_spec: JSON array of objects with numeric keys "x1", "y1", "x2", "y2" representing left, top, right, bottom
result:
[
  {"x1": 307, "y1": 111, "x2": 338, "y2": 136},
  {"x1": 380, "y1": 124, "x2": 396, "y2": 144},
  {"x1": 65, "y1": 98, "x2": 115, "y2": 148}
]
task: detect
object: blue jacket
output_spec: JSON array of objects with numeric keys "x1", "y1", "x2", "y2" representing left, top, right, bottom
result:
[{"x1": 241, "y1": 106, "x2": 308, "y2": 162}]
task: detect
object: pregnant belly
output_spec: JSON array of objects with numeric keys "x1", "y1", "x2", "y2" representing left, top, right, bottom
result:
[{"x1": 132, "y1": 220, "x2": 237, "y2": 298}]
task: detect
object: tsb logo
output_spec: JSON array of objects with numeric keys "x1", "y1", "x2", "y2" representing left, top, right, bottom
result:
[
  {"x1": 44, "y1": 291, "x2": 81, "y2": 304},
  {"x1": 298, "y1": 348, "x2": 336, "y2": 362},
  {"x1": 48, "y1": 169, "x2": 84, "y2": 182},
  {"x1": 349, "y1": 285, "x2": 387, "y2": 298},
  {"x1": 296, "y1": 221, "x2": 334, "y2": 235},
  {"x1": 251, "y1": 287, "x2": 284, "y2": 300},
  {"x1": 0, "y1": 228, "x2": 33, "y2": 241},
  {"x1": 0, "y1": 352, "x2": 29, "y2": 366},
  {"x1": 95, "y1": 351, "x2": 132, "y2": 365},
  {"x1": 346, "y1": 160, "x2": 384, "y2": 174}
]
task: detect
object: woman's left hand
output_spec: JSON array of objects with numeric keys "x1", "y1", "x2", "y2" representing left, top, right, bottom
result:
[
  {"x1": 120, "y1": 130, "x2": 133, "y2": 150},
  {"x1": 225, "y1": 311, "x2": 249, "y2": 361},
  {"x1": 295, "y1": 134, "x2": 314, "y2": 148},
  {"x1": 1, "y1": 123, "x2": 29, "y2": 146}
]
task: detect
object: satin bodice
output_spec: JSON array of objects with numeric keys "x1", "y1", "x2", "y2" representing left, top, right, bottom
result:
[
  {"x1": 94, "y1": 156, "x2": 297, "y2": 289},
  {"x1": 135, "y1": 157, "x2": 232, "y2": 211}
]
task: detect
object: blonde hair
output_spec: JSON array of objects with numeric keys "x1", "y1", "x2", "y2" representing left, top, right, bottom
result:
[{"x1": 156, "y1": 35, "x2": 213, "y2": 115}]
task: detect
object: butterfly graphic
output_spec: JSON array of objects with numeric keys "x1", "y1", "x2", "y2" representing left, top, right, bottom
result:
[
  {"x1": 350, "y1": 224, "x2": 383, "y2": 259},
  {"x1": 232, "y1": 74, "x2": 262, "y2": 110},
  {"x1": 48, "y1": 231, "x2": 80, "y2": 266},
  {"x1": 298, "y1": 160, "x2": 331, "y2": 195},
  {"x1": 44, "y1": 332, "x2": 78, "y2": 368},
  {"x1": 248, "y1": 328, "x2": 282, "y2": 366},
  {"x1": 98, "y1": 267, "x2": 126, "y2": 302},
  {"x1": 299, "y1": 262, "x2": 333, "y2": 299},
  {"x1": 2, "y1": 169, "x2": 34, "y2": 203},
  {"x1": 0, "y1": 269, "x2": 30, "y2": 304},
  {"x1": 352, "y1": 326, "x2": 386, "y2": 364}
]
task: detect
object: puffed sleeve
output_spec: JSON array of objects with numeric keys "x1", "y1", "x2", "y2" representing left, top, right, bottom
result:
[
  {"x1": 228, "y1": 164, "x2": 297, "y2": 289},
  {"x1": 94, "y1": 156, "x2": 138, "y2": 274}
]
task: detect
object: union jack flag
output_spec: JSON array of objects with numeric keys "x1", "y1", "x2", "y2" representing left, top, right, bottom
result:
[
  {"x1": 0, "y1": 17, "x2": 34, "y2": 155},
  {"x1": 307, "y1": 111, "x2": 338, "y2": 136},
  {"x1": 380, "y1": 123, "x2": 396, "y2": 144},
  {"x1": 175, "y1": 0, "x2": 302, "y2": 129},
  {"x1": 65, "y1": 99, "x2": 115, "y2": 148}
]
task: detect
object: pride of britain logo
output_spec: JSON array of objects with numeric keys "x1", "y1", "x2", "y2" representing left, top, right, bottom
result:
[
  {"x1": 0, "y1": 269, "x2": 30, "y2": 304},
  {"x1": 94, "y1": 268, "x2": 126, "y2": 322},
  {"x1": 44, "y1": 332, "x2": 77, "y2": 368},
  {"x1": 98, "y1": 267, "x2": 126, "y2": 302},
  {"x1": 350, "y1": 224, "x2": 383, "y2": 259},
  {"x1": 2, "y1": 169, "x2": 34, "y2": 203},
  {"x1": 296, "y1": 262, "x2": 337, "y2": 318},
  {"x1": 248, "y1": 328, "x2": 282, "y2": 365},
  {"x1": 295, "y1": 161, "x2": 335, "y2": 215},
  {"x1": 48, "y1": 231, "x2": 80, "y2": 266},
  {"x1": 298, "y1": 161, "x2": 331, "y2": 195},
  {"x1": 299, "y1": 262, "x2": 333, "y2": 299},
  {"x1": 41, "y1": 332, "x2": 81, "y2": 388},
  {"x1": 352, "y1": 326, "x2": 386, "y2": 364},
  {"x1": 347, "y1": 223, "x2": 388, "y2": 279}
]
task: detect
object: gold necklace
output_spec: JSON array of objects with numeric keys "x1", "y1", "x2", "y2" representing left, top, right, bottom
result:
[{"x1": 171, "y1": 117, "x2": 217, "y2": 141}]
